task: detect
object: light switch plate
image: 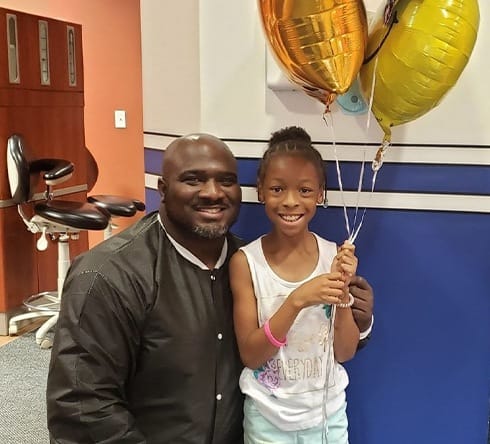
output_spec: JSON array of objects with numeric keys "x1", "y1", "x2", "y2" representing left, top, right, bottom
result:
[{"x1": 114, "y1": 109, "x2": 126, "y2": 128}]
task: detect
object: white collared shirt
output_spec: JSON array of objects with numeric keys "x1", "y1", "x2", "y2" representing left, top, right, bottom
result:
[{"x1": 158, "y1": 213, "x2": 228, "y2": 270}]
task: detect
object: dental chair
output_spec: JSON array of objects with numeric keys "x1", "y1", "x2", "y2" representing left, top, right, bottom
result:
[
  {"x1": 6, "y1": 134, "x2": 110, "y2": 348},
  {"x1": 85, "y1": 147, "x2": 145, "y2": 239}
]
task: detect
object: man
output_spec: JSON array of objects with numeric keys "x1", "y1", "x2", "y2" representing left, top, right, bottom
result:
[
  {"x1": 351, "y1": 275, "x2": 374, "y2": 349},
  {"x1": 46, "y1": 133, "x2": 374, "y2": 443}
]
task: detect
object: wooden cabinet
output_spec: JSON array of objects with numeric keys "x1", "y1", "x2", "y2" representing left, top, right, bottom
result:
[{"x1": 0, "y1": 8, "x2": 89, "y2": 327}]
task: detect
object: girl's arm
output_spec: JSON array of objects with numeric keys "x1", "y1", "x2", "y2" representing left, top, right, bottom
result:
[
  {"x1": 331, "y1": 241, "x2": 360, "y2": 362},
  {"x1": 230, "y1": 250, "x2": 301, "y2": 369},
  {"x1": 230, "y1": 251, "x2": 346, "y2": 369},
  {"x1": 333, "y1": 295, "x2": 360, "y2": 362}
]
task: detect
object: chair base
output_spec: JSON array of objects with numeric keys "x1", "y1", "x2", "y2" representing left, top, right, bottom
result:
[
  {"x1": 9, "y1": 291, "x2": 60, "y2": 349},
  {"x1": 24, "y1": 291, "x2": 60, "y2": 312}
]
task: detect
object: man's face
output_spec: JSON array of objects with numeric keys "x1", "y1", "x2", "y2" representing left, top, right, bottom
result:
[{"x1": 159, "y1": 136, "x2": 241, "y2": 242}]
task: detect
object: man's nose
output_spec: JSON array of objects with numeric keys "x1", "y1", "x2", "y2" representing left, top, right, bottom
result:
[{"x1": 200, "y1": 179, "x2": 224, "y2": 198}]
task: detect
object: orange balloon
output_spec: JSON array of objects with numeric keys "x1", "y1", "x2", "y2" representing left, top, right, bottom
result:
[{"x1": 258, "y1": 0, "x2": 368, "y2": 108}]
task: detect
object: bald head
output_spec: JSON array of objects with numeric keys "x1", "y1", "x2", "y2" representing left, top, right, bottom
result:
[{"x1": 162, "y1": 133, "x2": 235, "y2": 177}]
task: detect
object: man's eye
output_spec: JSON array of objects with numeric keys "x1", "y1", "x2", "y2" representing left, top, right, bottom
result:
[
  {"x1": 220, "y1": 177, "x2": 237, "y2": 186},
  {"x1": 183, "y1": 177, "x2": 200, "y2": 185}
]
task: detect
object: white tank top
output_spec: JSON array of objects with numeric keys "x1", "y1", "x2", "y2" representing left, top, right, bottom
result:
[{"x1": 239, "y1": 234, "x2": 349, "y2": 431}]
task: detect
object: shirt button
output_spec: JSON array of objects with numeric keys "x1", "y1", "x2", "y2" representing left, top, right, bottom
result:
[
  {"x1": 217, "y1": 333, "x2": 223, "y2": 340},
  {"x1": 210, "y1": 275, "x2": 216, "y2": 281},
  {"x1": 216, "y1": 394, "x2": 222, "y2": 401}
]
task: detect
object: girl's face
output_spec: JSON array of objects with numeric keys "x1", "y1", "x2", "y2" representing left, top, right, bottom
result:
[{"x1": 258, "y1": 154, "x2": 324, "y2": 236}]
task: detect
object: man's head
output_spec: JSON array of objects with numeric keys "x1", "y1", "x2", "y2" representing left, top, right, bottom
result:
[{"x1": 158, "y1": 134, "x2": 241, "y2": 247}]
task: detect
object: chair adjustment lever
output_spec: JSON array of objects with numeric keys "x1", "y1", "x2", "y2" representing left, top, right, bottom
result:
[{"x1": 37, "y1": 227, "x2": 48, "y2": 251}]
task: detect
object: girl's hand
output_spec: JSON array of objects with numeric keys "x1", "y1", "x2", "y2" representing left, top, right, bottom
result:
[
  {"x1": 331, "y1": 241, "x2": 358, "y2": 287},
  {"x1": 290, "y1": 272, "x2": 346, "y2": 309}
]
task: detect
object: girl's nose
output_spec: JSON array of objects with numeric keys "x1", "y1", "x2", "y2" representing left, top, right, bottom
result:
[{"x1": 282, "y1": 190, "x2": 299, "y2": 207}]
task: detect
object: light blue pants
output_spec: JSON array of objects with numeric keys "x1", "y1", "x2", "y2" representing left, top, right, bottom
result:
[{"x1": 244, "y1": 396, "x2": 349, "y2": 444}]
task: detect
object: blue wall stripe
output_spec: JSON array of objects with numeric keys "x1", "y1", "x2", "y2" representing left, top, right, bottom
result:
[
  {"x1": 145, "y1": 188, "x2": 161, "y2": 213},
  {"x1": 235, "y1": 160, "x2": 490, "y2": 195},
  {"x1": 144, "y1": 148, "x2": 163, "y2": 175},
  {"x1": 144, "y1": 148, "x2": 490, "y2": 196}
]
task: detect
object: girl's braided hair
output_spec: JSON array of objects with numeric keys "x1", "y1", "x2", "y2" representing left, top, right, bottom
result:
[{"x1": 257, "y1": 126, "x2": 326, "y2": 188}]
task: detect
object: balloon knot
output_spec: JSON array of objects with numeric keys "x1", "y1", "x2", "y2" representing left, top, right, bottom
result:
[{"x1": 372, "y1": 140, "x2": 390, "y2": 172}]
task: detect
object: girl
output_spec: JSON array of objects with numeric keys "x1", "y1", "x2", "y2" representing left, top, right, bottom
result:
[{"x1": 230, "y1": 126, "x2": 359, "y2": 443}]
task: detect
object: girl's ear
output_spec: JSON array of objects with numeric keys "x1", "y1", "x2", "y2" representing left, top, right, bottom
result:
[
  {"x1": 316, "y1": 187, "x2": 325, "y2": 205},
  {"x1": 257, "y1": 181, "x2": 264, "y2": 203}
]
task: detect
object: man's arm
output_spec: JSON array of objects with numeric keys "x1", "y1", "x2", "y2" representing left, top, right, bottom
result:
[
  {"x1": 349, "y1": 275, "x2": 374, "y2": 350},
  {"x1": 47, "y1": 270, "x2": 147, "y2": 443}
]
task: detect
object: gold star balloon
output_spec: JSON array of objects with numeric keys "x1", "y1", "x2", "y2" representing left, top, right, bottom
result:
[{"x1": 258, "y1": 0, "x2": 368, "y2": 109}]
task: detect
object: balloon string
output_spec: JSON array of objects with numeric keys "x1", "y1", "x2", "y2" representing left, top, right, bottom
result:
[
  {"x1": 350, "y1": 150, "x2": 382, "y2": 243},
  {"x1": 351, "y1": 150, "x2": 366, "y2": 232},
  {"x1": 322, "y1": 113, "x2": 372, "y2": 242},
  {"x1": 363, "y1": 11, "x2": 398, "y2": 65},
  {"x1": 321, "y1": 306, "x2": 335, "y2": 444},
  {"x1": 349, "y1": 152, "x2": 368, "y2": 243},
  {"x1": 366, "y1": 56, "x2": 378, "y2": 130},
  {"x1": 322, "y1": 112, "x2": 351, "y2": 238}
]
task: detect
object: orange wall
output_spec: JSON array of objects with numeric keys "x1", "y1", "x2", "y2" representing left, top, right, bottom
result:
[{"x1": 0, "y1": 0, "x2": 145, "y2": 246}]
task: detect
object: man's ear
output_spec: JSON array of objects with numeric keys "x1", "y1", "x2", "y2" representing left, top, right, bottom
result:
[{"x1": 158, "y1": 177, "x2": 166, "y2": 202}]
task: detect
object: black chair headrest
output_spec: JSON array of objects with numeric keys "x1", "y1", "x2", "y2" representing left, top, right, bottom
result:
[
  {"x1": 7, "y1": 135, "x2": 31, "y2": 204},
  {"x1": 7, "y1": 134, "x2": 75, "y2": 204}
]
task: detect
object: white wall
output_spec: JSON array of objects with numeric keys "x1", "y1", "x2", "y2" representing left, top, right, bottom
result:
[
  {"x1": 140, "y1": 0, "x2": 200, "y2": 134},
  {"x1": 197, "y1": 0, "x2": 489, "y2": 146},
  {"x1": 141, "y1": 0, "x2": 490, "y2": 162}
]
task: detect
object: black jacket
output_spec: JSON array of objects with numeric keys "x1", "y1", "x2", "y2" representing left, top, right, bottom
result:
[{"x1": 47, "y1": 212, "x2": 244, "y2": 443}]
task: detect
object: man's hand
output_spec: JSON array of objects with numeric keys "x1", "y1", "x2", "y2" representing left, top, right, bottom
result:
[{"x1": 349, "y1": 275, "x2": 374, "y2": 333}]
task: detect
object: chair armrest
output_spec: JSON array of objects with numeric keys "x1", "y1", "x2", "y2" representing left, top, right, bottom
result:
[
  {"x1": 30, "y1": 158, "x2": 74, "y2": 185},
  {"x1": 132, "y1": 199, "x2": 146, "y2": 212}
]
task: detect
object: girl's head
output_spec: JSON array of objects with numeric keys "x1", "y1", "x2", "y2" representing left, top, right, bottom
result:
[
  {"x1": 257, "y1": 126, "x2": 326, "y2": 190},
  {"x1": 257, "y1": 127, "x2": 326, "y2": 234}
]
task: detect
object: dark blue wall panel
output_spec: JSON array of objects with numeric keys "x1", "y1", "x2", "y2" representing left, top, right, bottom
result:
[
  {"x1": 234, "y1": 204, "x2": 490, "y2": 444},
  {"x1": 145, "y1": 148, "x2": 489, "y2": 444}
]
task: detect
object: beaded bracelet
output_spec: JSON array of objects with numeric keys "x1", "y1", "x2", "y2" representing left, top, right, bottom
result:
[
  {"x1": 337, "y1": 293, "x2": 354, "y2": 308},
  {"x1": 263, "y1": 319, "x2": 287, "y2": 347}
]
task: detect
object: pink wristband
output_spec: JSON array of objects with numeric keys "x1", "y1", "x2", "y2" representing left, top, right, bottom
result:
[{"x1": 263, "y1": 319, "x2": 287, "y2": 348}]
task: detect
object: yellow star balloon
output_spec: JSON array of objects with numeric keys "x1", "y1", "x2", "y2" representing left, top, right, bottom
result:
[{"x1": 361, "y1": 0, "x2": 480, "y2": 144}]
